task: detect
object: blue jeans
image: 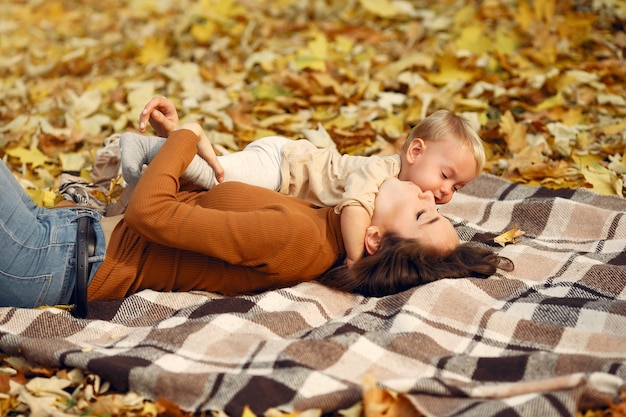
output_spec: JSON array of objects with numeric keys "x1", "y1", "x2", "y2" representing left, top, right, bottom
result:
[{"x1": 0, "y1": 160, "x2": 105, "y2": 308}]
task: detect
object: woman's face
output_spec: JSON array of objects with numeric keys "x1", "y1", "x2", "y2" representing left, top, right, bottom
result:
[{"x1": 369, "y1": 178, "x2": 459, "y2": 254}]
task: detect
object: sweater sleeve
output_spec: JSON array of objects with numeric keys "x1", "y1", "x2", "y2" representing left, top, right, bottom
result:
[{"x1": 124, "y1": 129, "x2": 206, "y2": 250}]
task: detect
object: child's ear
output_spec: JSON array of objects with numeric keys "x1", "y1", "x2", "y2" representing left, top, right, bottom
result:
[
  {"x1": 364, "y1": 227, "x2": 381, "y2": 255},
  {"x1": 405, "y1": 138, "x2": 426, "y2": 164}
]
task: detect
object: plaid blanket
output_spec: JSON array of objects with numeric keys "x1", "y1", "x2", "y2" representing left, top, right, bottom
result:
[{"x1": 1, "y1": 174, "x2": 625, "y2": 416}]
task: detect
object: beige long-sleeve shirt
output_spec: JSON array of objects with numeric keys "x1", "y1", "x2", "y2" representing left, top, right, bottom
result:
[{"x1": 279, "y1": 140, "x2": 401, "y2": 217}]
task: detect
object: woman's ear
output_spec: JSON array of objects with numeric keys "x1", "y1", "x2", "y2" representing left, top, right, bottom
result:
[
  {"x1": 405, "y1": 138, "x2": 426, "y2": 164},
  {"x1": 364, "y1": 227, "x2": 382, "y2": 255}
]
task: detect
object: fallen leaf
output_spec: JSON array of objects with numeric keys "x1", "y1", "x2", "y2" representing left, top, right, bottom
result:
[
  {"x1": 25, "y1": 376, "x2": 72, "y2": 400},
  {"x1": 494, "y1": 225, "x2": 526, "y2": 247},
  {"x1": 359, "y1": 0, "x2": 400, "y2": 18},
  {"x1": 5, "y1": 147, "x2": 51, "y2": 168},
  {"x1": 499, "y1": 111, "x2": 528, "y2": 153},
  {"x1": 136, "y1": 36, "x2": 170, "y2": 65}
]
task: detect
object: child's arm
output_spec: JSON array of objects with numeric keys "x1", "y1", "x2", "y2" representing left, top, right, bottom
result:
[
  {"x1": 139, "y1": 96, "x2": 180, "y2": 136},
  {"x1": 177, "y1": 123, "x2": 225, "y2": 183},
  {"x1": 340, "y1": 205, "x2": 370, "y2": 268}
]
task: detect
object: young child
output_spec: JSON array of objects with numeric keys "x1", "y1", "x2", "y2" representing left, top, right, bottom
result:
[{"x1": 121, "y1": 97, "x2": 484, "y2": 267}]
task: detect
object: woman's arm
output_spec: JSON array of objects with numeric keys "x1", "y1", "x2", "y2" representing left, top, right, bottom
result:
[
  {"x1": 123, "y1": 126, "x2": 339, "y2": 276},
  {"x1": 340, "y1": 205, "x2": 369, "y2": 268}
]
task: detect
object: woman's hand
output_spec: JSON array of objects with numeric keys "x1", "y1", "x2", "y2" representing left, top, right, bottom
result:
[{"x1": 139, "y1": 96, "x2": 180, "y2": 137}]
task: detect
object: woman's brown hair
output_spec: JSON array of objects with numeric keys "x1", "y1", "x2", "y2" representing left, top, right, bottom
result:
[{"x1": 318, "y1": 232, "x2": 513, "y2": 297}]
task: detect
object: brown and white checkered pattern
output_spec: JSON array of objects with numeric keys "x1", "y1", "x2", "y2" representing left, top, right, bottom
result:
[{"x1": 1, "y1": 174, "x2": 624, "y2": 416}]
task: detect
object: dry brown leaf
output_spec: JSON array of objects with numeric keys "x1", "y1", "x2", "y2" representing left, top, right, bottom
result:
[
  {"x1": 499, "y1": 111, "x2": 528, "y2": 154},
  {"x1": 361, "y1": 374, "x2": 422, "y2": 417}
]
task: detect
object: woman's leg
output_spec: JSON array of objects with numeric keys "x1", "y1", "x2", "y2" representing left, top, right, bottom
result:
[
  {"x1": 120, "y1": 133, "x2": 287, "y2": 190},
  {"x1": 0, "y1": 160, "x2": 104, "y2": 308}
]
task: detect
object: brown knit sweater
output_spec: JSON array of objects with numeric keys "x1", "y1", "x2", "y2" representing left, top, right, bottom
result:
[{"x1": 88, "y1": 129, "x2": 345, "y2": 300}]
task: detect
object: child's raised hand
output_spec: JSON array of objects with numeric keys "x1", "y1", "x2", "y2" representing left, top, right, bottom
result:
[{"x1": 139, "y1": 96, "x2": 179, "y2": 137}]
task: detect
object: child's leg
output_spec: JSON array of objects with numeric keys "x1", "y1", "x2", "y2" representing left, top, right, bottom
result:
[
  {"x1": 120, "y1": 133, "x2": 166, "y2": 187},
  {"x1": 120, "y1": 132, "x2": 220, "y2": 188},
  {"x1": 120, "y1": 132, "x2": 165, "y2": 187}
]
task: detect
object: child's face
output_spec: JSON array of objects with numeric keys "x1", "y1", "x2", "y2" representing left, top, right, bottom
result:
[{"x1": 399, "y1": 137, "x2": 477, "y2": 204}]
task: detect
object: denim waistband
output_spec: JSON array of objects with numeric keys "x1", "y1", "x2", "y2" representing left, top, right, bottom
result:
[{"x1": 0, "y1": 206, "x2": 106, "y2": 308}]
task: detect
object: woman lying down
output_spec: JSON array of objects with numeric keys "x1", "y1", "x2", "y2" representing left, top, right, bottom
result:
[{"x1": 0, "y1": 124, "x2": 511, "y2": 317}]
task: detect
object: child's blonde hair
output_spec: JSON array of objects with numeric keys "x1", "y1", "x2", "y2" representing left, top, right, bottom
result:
[{"x1": 403, "y1": 110, "x2": 486, "y2": 174}]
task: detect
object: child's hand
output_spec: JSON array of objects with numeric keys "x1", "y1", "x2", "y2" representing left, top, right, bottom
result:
[
  {"x1": 139, "y1": 96, "x2": 179, "y2": 137},
  {"x1": 197, "y1": 129, "x2": 225, "y2": 183},
  {"x1": 178, "y1": 123, "x2": 225, "y2": 183}
]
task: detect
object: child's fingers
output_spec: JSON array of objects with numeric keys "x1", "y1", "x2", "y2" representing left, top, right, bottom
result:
[
  {"x1": 197, "y1": 129, "x2": 225, "y2": 183},
  {"x1": 203, "y1": 150, "x2": 225, "y2": 183},
  {"x1": 213, "y1": 162, "x2": 225, "y2": 183},
  {"x1": 201, "y1": 143, "x2": 224, "y2": 182}
]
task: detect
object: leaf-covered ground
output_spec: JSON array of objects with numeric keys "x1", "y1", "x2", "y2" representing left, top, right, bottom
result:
[
  {"x1": 2, "y1": 0, "x2": 626, "y2": 204},
  {"x1": 1, "y1": 0, "x2": 625, "y2": 415}
]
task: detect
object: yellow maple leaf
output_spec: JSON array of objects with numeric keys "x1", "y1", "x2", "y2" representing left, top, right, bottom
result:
[
  {"x1": 59, "y1": 152, "x2": 88, "y2": 172},
  {"x1": 5, "y1": 147, "x2": 50, "y2": 168},
  {"x1": 516, "y1": 1, "x2": 533, "y2": 31},
  {"x1": 294, "y1": 32, "x2": 328, "y2": 71},
  {"x1": 534, "y1": 93, "x2": 566, "y2": 111},
  {"x1": 361, "y1": 373, "x2": 420, "y2": 417},
  {"x1": 495, "y1": 25, "x2": 519, "y2": 55},
  {"x1": 600, "y1": 120, "x2": 626, "y2": 136},
  {"x1": 577, "y1": 154, "x2": 617, "y2": 196},
  {"x1": 136, "y1": 36, "x2": 169, "y2": 65},
  {"x1": 195, "y1": 0, "x2": 243, "y2": 20},
  {"x1": 359, "y1": 0, "x2": 400, "y2": 18},
  {"x1": 454, "y1": 4, "x2": 476, "y2": 28},
  {"x1": 456, "y1": 24, "x2": 491, "y2": 55},
  {"x1": 534, "y1": 0, "x2": 556, "y2": 25},
  {"x1": 25, "y1": 189, "x2": 57, "y2": 208},
  {"x1": 499, "y1": 111, "x2": 528, "y2": 154},
  {"x1": 191, "y1": 20, "x2": 217, "y2": 43},
  {"x1": 494, "y1": 225, "x2": 525, "y2": 247},
  {"x1": 562, "y1": 108, "x2": 587, "y2": 126},
  {"x1": 241, "y1": 405, "x2": 257, "y2": 417},
  {"x1": 426, "y1": 53, "x2": 477, "y2": 85}
]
